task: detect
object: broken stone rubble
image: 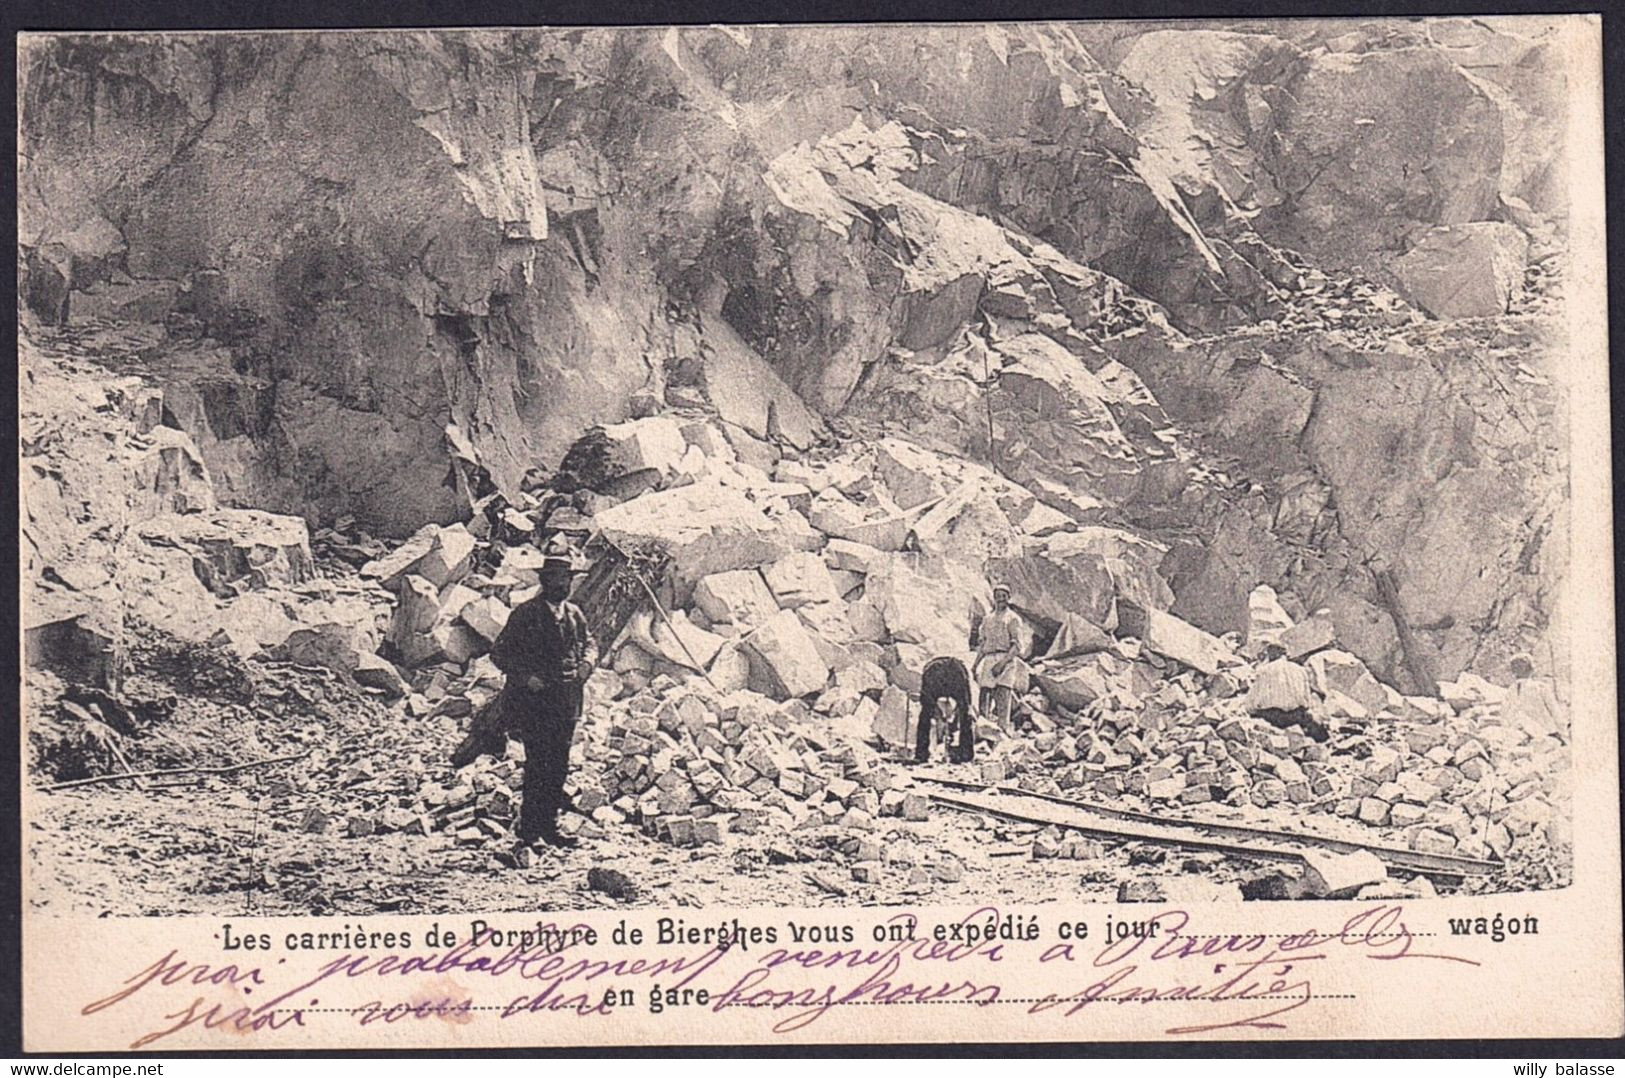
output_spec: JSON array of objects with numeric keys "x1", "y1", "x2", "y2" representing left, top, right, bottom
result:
[
  {"x1": 326, "y1": 418, "x2": 1567, "y2": 888},
  {"x1": 25, "y1": 293, "x2": 1570, "y2": 898},
  {"x1": 52, "y1": 403, "x2": 1565, "y2": 898}
]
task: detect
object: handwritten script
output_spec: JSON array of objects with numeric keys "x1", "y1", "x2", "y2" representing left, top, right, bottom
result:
[{"x1": 76, "y1": 905, "x2": 1477, "y2": 1047}]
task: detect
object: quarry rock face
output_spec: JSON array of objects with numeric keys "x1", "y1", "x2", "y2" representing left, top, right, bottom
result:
[
  {"x1": 19, "y1": 32, "x2": 647, "y2": 535},
  {"x1": 593, "y1": 481, "x2": 815, "y2": 601},
  {"x1": 18, "y1": 20, "x2": 1571, "y2": 702},
  {"x1": 18, "y1": 24, "x2": 1275, "y2": 534},
  {"x1": 1405, "y1": 17, "x2": 1571, "y2": 217},
  {"x1": 1250, "y1": 46, "x2": 1506, "y2": 278}
]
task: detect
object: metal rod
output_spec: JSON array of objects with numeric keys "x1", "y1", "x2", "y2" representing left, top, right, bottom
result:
[
  {"x1": 40, "y1": 749, "x2": 312, "y2": 792},
  {"x1": 600, "y1": 535, "x2": 719, "y2": 690}
]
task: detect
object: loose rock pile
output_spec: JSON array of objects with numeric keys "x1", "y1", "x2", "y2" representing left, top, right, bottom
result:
[
  {"x1": 577, "y1": 682, "x2": 932, "y2": 846},
  {"x1": 22, "y1": 333, "x2": 1572, "y2": 899},
  {"x1": 993, "y1": 588, "x2": 1570, "y2": 887},
  {"x1": 311, "y1": 411, "x2": 1569, "y2": 898}
]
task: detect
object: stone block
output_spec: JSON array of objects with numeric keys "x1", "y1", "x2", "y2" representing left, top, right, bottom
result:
[
  {"x1": 1300, "y1": 849, "x2": 1387, "y2": 898},
  {"x1": 693, "y1": 569, "x2": 780, "y2": 629},
  {"x1": 763, "y1": 550, "x2": 842, "y2": 608},
  {"x1": 741, "y1": 610, "x2": 832, "y2": 698}
]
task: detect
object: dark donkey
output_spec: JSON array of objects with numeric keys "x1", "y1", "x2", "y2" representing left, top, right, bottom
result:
[{"x1": 915, "y1": 656, "x2": 975, "y2": 764}]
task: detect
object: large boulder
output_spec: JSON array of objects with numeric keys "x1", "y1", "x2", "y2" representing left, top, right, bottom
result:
[
  {"x1": 362, "y1": 525, "x2": 438, "y2": 585},
  {"x1": 593, "y1": 480, "x2": 814, "y2": 600},
  {"x1": 761, "y1": 551, "x2": 843, "y2": 609},
  {"x1": 215, "y1": 592, "x2": 303, "y2": 651},
  {"x1": 882, "y1": 642, "x2": 931, "y2": 694},
  {"x1": 1032, "y1": 654, "x2": 1115, "y2": 710},
  {"x1": 135, "y1": 509, "x2": 315, "y2": 596},
  {"x1": 431, "y1": 583, "x2": 482, "y2": 629},
  {"x1": 863, "y1": 553, "x2": 989, "y2": 662},
  {"x1": 353, "y1": 652, "x2": 410, "y2": 698},
  {"x1": 498, "y1": 545, "x2": 549, "y2": 587},
  {"x1": 691, "y1": 568, "x2": 780, "y2": 629},
  {"x1": 1306, "y1": 649, "x2": 1390, "y2": 714},
  {"x1": 390, "y1": 580, "x2": 486, "y2": 667},
  {"x1": 764, "y1": 503, "x2": 824, "y2": 554},
  {"x1": 1280, "y1": 609, "x2": 1337, "y2": 660},
  {"x1": 24, "y1": 597, "x2": 124, "y2": 690},
  {"x1": 908, "y1": 481, "x2": 1025, "y2": 565},
  {"x1": 847, "y1": 597, "x2": 889, "y2": 644},
  {"x1": 127, "y1": 426, "x2": 216, "y2": 520},
  {"x1": 824, "y1": 538, "x2": 886, "y2": 574},
  {"x1": 681, "y1": 310, "x2": 824, "y2": 448},
  {"x1": 272, "y1": 595, "x2": 389, "y2": 678},
  {"x1": 740, "y1": 610, "x2": 832, "y2": 699},
  {"x1": 597, "y1": 416, "x2": 690, "y2": 479},
  {"x1": 873, "y1": 438, "x2": 952, "y2": 510},
  {"x1": 387, "y1": 575, "x2": 442, "y2": 641},
  {"x1": 1392, "y1": 222, "x2": 1529, "y2": 319},
  {"x1": 988, "y1": 527, "x2": 1172, "y2": 631},
  {"x1": 795, "y1": 602, "x2": 860, "y2": 672},
  {"x1": 429, "y1": 622, "x2": 487, "y2": 666},
  {"x1": 806, "y1": 488, "x2": 911, "y2": 551},
  {"x1": 457, "y1": 595, "x2": 512, "y2": 644},
  {"x1": 1041, "y1": 612, "x2": 1113, "y2": 660},
  {"x1": 276, "y1": 624, "x2": 367, "y2": 676},
  {"x1": 1117, "y1": 601, "x2": 1236, "y2": 676},
  {"x1": 362, "y1": 523, "x2": 477, "y2": 592},
  {"x1": 411, "y1": 524, "x2": 479, "y2": 590}
]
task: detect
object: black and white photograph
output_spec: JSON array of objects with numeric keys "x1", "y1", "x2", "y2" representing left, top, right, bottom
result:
[{"x1": 19, "y1": 17, "x2": 1586, "y2": 926}]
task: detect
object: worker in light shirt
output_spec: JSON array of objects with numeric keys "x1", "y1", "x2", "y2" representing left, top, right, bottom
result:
[
  {"x1": 1244, "y1": 642, "x2": 1330, "y2": 742},
  {"x1": 974, "y1": 582, "x2": 1030, "y2": 734}
]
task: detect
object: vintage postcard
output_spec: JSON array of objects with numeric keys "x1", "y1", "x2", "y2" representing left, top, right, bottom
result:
[{"x1": 17, "y1": 16, "x2": 1620, "y2": 1050}]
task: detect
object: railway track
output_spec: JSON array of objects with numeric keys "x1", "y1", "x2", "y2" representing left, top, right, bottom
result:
[{"x1": 915, "y1": 773, "x2": 1499, "y2": 880}]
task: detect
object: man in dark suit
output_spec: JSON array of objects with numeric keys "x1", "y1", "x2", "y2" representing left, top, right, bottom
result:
[{"x1": 489, "y1": 552, "x2": 597, "y2": 848}]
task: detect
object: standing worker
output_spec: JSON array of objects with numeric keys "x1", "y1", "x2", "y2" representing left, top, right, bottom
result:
[
  {"x1": 974, "y1": 582, "x2": 1030, "y2": 734},
  {"x1": 489, "y1": 550, "x2": 597, "y2": 850}
]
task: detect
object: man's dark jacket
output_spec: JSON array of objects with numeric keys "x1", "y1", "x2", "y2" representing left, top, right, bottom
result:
[
  {"x1": 450, "y1": 596, "x2": 597, "y2": 769},
  {"x1": 489, "y1": 596, "x2": 597, "y2": 726}
]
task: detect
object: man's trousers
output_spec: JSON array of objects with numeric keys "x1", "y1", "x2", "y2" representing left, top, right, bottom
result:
[{"x1": 514, "y1": 683, "x2": 583, "y2": 842}]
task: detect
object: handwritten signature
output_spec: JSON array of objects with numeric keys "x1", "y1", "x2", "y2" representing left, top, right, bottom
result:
[{"x1": 1031, "y1": 904, "x2": 1481, "y2": 1035}]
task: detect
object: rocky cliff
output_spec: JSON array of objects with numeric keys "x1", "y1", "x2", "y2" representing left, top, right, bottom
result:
[{"x1": 20, "y1": 18, "x2": 1573, "y2": 694}]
